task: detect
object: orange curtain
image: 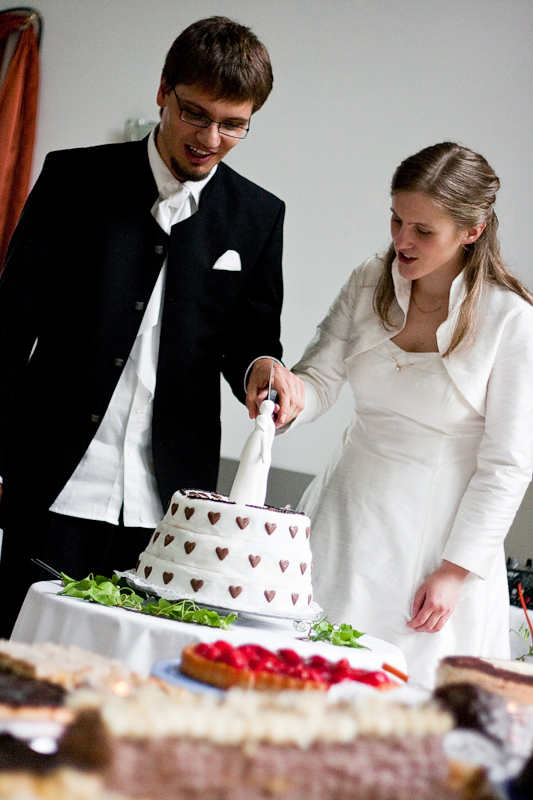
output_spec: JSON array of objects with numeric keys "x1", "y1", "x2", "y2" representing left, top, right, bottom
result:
[{"x1": 0, "y1": 9, "x2": 41, "y2": 271}]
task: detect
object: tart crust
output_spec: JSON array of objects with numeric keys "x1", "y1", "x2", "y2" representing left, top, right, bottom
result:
[
  {"x1": 180, "y1": 643, "x2": 397, "y2": 692},
  {"x1": 180, "y1": 645, "x2": 326, "y2": 691}
]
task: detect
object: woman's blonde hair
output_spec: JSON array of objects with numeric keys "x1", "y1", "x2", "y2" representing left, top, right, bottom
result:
[{"x1": 374, "y1": 142, "x2": 533, "y2": 356}]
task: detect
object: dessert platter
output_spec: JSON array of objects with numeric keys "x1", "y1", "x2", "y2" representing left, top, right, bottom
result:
[{"x1": 1, "y1": 639, "x2": 533, "y2": 797}]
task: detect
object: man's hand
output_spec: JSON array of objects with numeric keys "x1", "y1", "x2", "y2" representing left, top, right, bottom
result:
[
  {"x1": 407, "y1": 560, "x2": 469, "y2": 633},
  {"x1": 245, "y1": 359, "x2": 305, "y2": 428}
]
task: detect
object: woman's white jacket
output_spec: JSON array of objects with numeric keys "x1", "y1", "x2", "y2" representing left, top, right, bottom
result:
[{"x1": 291, "y1": 255, "x2": 533, "y2": 580}]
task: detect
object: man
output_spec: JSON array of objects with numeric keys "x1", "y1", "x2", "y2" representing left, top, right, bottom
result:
[{"x1": 0, "y1": 16, "x2": 300, "y2": 637}]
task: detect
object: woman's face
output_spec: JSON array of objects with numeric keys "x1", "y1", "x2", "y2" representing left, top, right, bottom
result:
[{"x1": 390, "y1": 191, "x2": 470, "y2": 283}]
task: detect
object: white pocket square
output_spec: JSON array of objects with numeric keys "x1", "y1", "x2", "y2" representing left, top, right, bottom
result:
[{"x1": 212, "y1": 250, "x2": 241, "y2": 271}]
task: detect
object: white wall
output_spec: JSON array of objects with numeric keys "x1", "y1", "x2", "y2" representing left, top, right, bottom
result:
[{"x1": 4, "y1": 0, "x2": 533, "y2": 554}]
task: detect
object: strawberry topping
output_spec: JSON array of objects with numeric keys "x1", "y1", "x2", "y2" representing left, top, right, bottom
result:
[{"x1": 190, "y1": 641, "x2": 395, "y2": 688}]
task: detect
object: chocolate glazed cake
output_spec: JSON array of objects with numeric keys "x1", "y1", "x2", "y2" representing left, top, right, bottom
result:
[{"x1": 436, "y1": 656, "x2": 533, "y2": 705}]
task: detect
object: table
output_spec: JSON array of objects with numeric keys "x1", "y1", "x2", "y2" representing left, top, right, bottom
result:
[{"x1": 11, "y1": 581, "x2": 407, "y2": 678}]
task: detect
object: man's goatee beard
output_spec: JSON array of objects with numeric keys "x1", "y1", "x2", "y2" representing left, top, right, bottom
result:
[{"x1": 170, "y1": 156, "x2": 212, "y2": 183}]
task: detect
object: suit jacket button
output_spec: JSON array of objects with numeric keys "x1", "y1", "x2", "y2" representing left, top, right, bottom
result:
[
  {"x1": 155, "y1": 245, "x2": 164, "y2": 254},
  {"x1": 114, "y1": 357, "x2": 124, "y2": 367},
  {"x1": 91, "y1": 414, "x2": 100, "y2": 423},
  {"x1": 135, "y1": 301, "x2": 144, "y2": 311}
]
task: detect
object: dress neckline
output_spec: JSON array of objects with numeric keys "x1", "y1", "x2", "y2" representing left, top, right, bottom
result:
[{"x1": 387, "y1": 339, "x2": 440, "y2": 356}]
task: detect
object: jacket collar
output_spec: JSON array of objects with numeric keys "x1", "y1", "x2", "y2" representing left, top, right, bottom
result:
[{"x1": 391, "y1": 257, "x2": 468, "y2": 327}]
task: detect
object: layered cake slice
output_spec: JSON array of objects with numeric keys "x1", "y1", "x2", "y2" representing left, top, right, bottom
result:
[
  {"x1": 59, "y1": 687, "x2": 483, "y2": 800},
  {"x1": 0, "y1": 640, "x2": 183, "y2": 696},
  {"x1": 436, "y1": 655, "x2": 533, "y2": 704},
  {"x1": 0, "y1": 671, "x2": 71, "y2": 722}
]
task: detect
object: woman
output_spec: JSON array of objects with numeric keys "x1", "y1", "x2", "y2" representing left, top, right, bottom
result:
[{"x1": 248, "y1": 142, "x2": 533, "y2": 687}]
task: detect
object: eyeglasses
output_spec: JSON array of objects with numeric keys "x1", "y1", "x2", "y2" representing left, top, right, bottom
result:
[{"x1": 173, "y1": 88, "x2": 249, "y2": 140}]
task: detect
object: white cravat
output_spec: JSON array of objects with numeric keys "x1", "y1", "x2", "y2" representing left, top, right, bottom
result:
[
  {"x1": 153, "y1": 181, "x2": 192, "y2": 231},
  {"x1": 50, "y1": 129, "x2": 215, "y2": 527}
]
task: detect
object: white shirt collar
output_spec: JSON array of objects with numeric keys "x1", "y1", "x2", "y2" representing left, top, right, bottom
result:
[{"x1": 147, "y1": 125, "x2": 217, "y2": 207}]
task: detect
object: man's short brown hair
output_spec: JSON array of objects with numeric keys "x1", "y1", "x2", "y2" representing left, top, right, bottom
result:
[{"x1": 161, "y1": 16, "x2": 273, "y2": 113}]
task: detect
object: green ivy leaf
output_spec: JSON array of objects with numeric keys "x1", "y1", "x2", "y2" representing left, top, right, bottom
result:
[{"x1": 309, "y1": 615, "x2": 370, "y2": 650}]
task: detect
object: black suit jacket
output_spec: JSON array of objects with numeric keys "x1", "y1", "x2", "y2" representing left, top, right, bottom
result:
[{"x1": 0, "y1": 139, "x2": 284, "y2": 513}]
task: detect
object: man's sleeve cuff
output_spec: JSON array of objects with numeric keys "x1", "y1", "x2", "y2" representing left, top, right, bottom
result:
[{"x1": 243, "y1": 356, "x2": 284, "y2": 393}]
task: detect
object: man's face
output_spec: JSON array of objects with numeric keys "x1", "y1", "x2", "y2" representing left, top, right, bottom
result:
[{"x1": 155, "y1": 81, "x2": 253, "y2": 182}]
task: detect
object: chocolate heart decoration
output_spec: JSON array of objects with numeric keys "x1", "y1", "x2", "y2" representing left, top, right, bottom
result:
[
  {"x1": 164, "y1": 534, "x2": 174, "y2": 547},
  {"x1": 300, "y1": 562, "x2": 307, "y2": 575},
  {"x1": 279, "y1": 560, "x2": 289, "y2": 572},
  {"x1": 264, "y1": 590, "x2": 276, "y2": 603},
  {"x1": 265, "y1": 522, "x2": 277, "y2": 535},
  {"x1": 135, "y1": 560, "x2": 140, "y2": 571},
  {"x1": 216, "y1": 547, "x2": 229, "y2": 560},
  {"x1": 184, "y1": 507, "x2": 195, "y2": 520},
  {"x1": 162, "y1": 572, "x2": 174, "y2": 585},
  {"x1": 153, "y1": 531, "x2": 160, "y2": 543},
  {"x1": 190, "y1": 579, "x2": 204, "y2": 592},
  {"x1": 144, "y1": 566, "x2": 152, "y2": 578},
  {"x1": 289, "y1": 526, "x2": 298, "y2": 538},
  {"x1": 184, "y1": 541, "x2": 195, "y2": 554},
  {"x1": 308, "y1": 594, "x2": 312, "y2": 605},
  {"x1": 306, "y1": 527, "x2": 311, "y2": 539},
  {"x1": 171, "y1": 503, "x2": 179, "y2": 515},
  {"x1": 291, "y1": 593, "x2": 299, "y2": 605},
  {"x1": 229, "y1": 585, "x2": 242, "y2": 598},
  {"x1": 249, "y1": 554, "x2": 261, "y2": 568},
  {"x1": 236, "y1": 516, "x2": 250, "y2": 530},
  {"x1": 208, "y1": 511, "x2": 221, "y2": 525}
]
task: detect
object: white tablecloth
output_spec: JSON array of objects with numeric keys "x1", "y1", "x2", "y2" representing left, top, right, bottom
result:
[{"x1": 11, "y1": 581, "x2": 407, "y2": 678}]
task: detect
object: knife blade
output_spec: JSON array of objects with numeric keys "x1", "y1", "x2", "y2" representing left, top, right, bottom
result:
[{"x1": 267, "y1": 359, "x2": 278, "y2": 403}]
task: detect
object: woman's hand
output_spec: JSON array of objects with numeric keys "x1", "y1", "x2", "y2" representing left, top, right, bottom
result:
[
  {"x1": 245, "y1": 359, "x2": 305, "y2": 428},
  {"x1": 407, "y1": 560, "x2": 469, "y2": 633}
]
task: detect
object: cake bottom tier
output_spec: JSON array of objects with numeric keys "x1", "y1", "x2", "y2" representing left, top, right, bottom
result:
[{"x1": 136, "y1": 552, "x2": 314, "y2": 616}]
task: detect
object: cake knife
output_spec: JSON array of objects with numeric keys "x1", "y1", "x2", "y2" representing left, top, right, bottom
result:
[{"x1": 267, "y1": 358, "x2": 278, "y2": 404}]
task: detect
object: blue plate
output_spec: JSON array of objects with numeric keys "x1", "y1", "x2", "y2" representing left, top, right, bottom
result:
[{"x1": 151, "y1": 658, "x2": 225, "y2": 697}]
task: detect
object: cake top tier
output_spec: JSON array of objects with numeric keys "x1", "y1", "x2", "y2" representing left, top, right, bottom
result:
[{"x1": 162, "y1": 489, "x2": 311, "y2": 543}]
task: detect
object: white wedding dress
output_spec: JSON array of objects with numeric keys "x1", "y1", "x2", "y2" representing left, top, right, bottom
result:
[{"x1": 299, "y1": 338, "x2": 510, "y2": 688}]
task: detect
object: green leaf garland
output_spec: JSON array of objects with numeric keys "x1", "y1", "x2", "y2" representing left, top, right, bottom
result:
[{"x1": 59, "y1": 573, "x2": 237, "y2": 629}]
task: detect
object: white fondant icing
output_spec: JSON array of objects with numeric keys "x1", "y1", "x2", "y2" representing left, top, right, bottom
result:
[{"x1": 136, "y1": 489, "x2": 314, "y2": 616}]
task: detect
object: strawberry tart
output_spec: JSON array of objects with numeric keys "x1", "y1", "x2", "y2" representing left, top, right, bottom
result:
[{"x1": 180, "y1": 640, "x2": 397, "y2": 691}]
